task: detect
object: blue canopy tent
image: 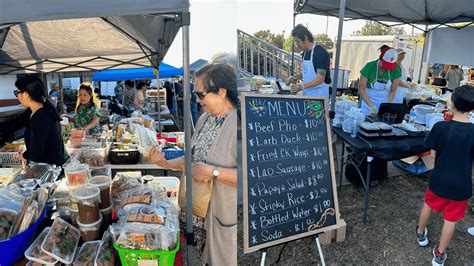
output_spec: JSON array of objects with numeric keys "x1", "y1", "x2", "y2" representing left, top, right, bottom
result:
[
  {"x1": 180, "y1": 58, "x2": 208, "y2": 74},
  {"x1": 92, "y1": 62, "x2": 183, "y2": 81}
]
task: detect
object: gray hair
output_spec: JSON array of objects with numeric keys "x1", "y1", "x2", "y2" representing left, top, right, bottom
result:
[{"x1": 209, "y1": 52, "x2": 237, "y2": 70}]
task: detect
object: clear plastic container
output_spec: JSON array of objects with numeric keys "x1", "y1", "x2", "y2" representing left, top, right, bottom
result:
[
  {"x1": 73, "y1": 240, "x2": 101, "y2": 266},
  {"x1": 99, "y1": 203, "x2": 113, "y2": 233},
  {"x1": 65, "y1": 163, "x2": 90, "y2": 186},
  {"x1": 95, "y1": 232, "x2": 116, "y2": 266},
  {"x1": 0, "y1": 208, "x2": 18, "y2": 240},
  {"x1": 71, "y1": 129, "x2": 85, "y2": 138},
  {"x1": 73, "y1": 186, "x2": 101, "y2": 224},
  {"x1": 41, "y1": 218, "x2": 80, "y2": 264},
  {"x1": 77, "y1": 213, "x2": 102, "y2": 242},
  {"x1": 24, "y1": 227, "x2": 58, "y2": 265},
  {"x1": 51, "y1": 191, "x2": 71, "y2": 217},
  {"x1": 89, "y1": 175, "x2": 111, "y2": 209},
  {"x1": 77, "y1": 147, "x2": 107, "y2": 167},
  {"x1": 69, "y1": 207, "x2": 79, "y2": 227}
]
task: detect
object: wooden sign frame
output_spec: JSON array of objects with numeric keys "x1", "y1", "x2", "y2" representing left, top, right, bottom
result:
[{"x1": 241, "y1": 93, "x2": 342, "y2": 254}]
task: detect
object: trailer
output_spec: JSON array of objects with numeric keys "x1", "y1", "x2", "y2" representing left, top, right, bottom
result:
[{"x1": 334, "y1": 35, "x2": 425, "y2": 83}]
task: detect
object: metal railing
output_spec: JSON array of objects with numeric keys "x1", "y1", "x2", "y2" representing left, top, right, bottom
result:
[{"x1": 237, "y1": 29, "x2": 302, "y2": 80}]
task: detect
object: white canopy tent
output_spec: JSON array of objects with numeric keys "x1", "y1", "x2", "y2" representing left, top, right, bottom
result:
[
  {"x1": 0, "y1": 0, "x2": 189, "y2": 74},
  {"x1": 424, "y1": 26, "x2": 474, "y2": 67},
  {"x1": 294, "y1": 0, "x2": 474, "y2": 114},
  {"x1": 0, "y1": 0, "x2": 196, "y2": 263}
]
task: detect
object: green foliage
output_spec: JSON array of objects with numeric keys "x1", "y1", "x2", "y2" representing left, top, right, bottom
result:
[
  {"x1": 352, "y1": 21, "x2": 406, "y2": 36},
  {"x1": 254, "y1": 30, "x2": 285, "y2": 49},
  {"x1": 314, "y1": 33, "x2": 334, "y2": 50}
]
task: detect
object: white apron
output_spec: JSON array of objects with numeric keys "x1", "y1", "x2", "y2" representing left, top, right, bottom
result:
[
  {"x1": 302, "y1": 44, "x2": 330, "y2": 97},
  {"x1": 361, "y1": 61, "x2": 392, "y2": 115},
  {"x1": 393, "y1": 63, "x2": 407, "y2": 104}
]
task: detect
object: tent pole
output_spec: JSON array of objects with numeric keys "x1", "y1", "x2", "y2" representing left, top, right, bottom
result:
[
  {"x1": 417, "y1": 24, "x2": 429, "y2": 84},
  {"x1": 291, "y1": 12, "x2": 296, "y2": 75},
  {"x1": 156, "y1": 68, "x2": 162, "y2": 133},
  {"x1": 330, "y1": 0, "x2": 346, "y2": 118},
  {"x1": 182, "y1": 12, "x2": 194, "y2": 265}
]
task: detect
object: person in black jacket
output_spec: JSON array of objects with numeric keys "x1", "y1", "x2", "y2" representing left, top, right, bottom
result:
[{"x1": 14, "y1": 76, "x2": 68, "y2": 166}]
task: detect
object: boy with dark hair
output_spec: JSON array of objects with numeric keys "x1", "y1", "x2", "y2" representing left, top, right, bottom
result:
[{"x1": 416, "y1": 85, "x2": 474, "y2": 266}]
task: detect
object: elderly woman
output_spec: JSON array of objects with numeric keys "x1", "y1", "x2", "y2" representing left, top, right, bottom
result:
[
  {"x1": 14, "y1": 76, "x2": 68, "y2": 166},
  {"x1": 73, "y1": 83, "x2": 101, "y2": 135},
  {"x1": 149, "y1": 63, "x2": 237, "y2": 265}
]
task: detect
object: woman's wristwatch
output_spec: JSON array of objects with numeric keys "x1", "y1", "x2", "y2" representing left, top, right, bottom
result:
[{"x1": 212, "y1": 166, "x2": 220, "y2": 181}]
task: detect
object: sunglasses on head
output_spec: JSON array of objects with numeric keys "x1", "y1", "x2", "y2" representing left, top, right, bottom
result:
[
  {"x1": 13, "y1": 89, "x2": 23, "y2": 97},
  {"x1": 193, "y1": 86, "x2": 218, "y2": 100}
]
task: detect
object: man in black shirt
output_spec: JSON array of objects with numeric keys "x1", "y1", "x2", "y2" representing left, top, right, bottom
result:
[
  {"x1": 415, "y1": 85, "x2": 474, "y2": 266},
  {"x1": 286, "y1": 24, "x2": 331, "y2": 97}
]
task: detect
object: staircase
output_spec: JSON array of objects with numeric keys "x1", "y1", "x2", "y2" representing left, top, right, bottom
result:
[{"x1": 237, "y1": 29, "x2": 302, "y2": 80}]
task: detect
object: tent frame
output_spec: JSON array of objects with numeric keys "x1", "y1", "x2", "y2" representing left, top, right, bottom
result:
[
  {"x1": 293, "y1": 0, "x2": 474, "y2": 116},
  {"x1": 1, "y1": 7, "x2": 194, "y2": 264}
]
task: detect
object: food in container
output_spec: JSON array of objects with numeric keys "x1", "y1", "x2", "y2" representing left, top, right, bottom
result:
[
  {"x1": 73, "y1": 186, "x2": 100, "y2": 224},
  {"x1": 111, "y1": 172, "x2": 143, "y2": 199},
  {"x1": 69, "y1": 207, "x2": 79, "y2": 227},
  {"x1": 0, "y1": 208, "x2": 17, "y2": 240},
  {"x1": 70, "y1": 129, "x2": 85, "y2": 138},
  {"x1": 99, "y1": 204, "x2": 113, "y2": 232},
  {"x1": 373, "y1": 122, "x2": 393, "y2": 133},
  {"x1": 73, "y1": 241, "x2": 100, "y2": 266},
  {"x1": 77, "y1": 148, "x2": 107, "y2": 167},
  {"x1": 95, "y1": 232, "x2": 116, "y2": 266},
  {"x1": 51, "y1": 191, "x2": 71, "y2": 217},
  {"x1": 0, "y1": 168, "x2": 21, "y2": 187},
  {"x1": 77, "y1": 214, "x2": 102, "y2": 242},
  {"x1": 109, "y1": 143, "x2": 140, "y2": 165},
  {"x1": 24, "y1": 227, "x2": 58, "y2": 265},
  {"x1": 89, "y1": 175, "x2": 112, "y2": 209},
  {"x1": 65, "y1": 163, "x2": 90, "y2": 186},
  {"x1": 359, "y1": 122, "x2": 380, "y2": 133},
  {"x1": 41, "y1": 218, "x2": 80, "y2": 264}
]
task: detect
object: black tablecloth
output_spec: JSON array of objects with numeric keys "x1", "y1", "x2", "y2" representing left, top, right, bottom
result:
[{"x1": 332, "y1": 127, "x2": 430, "y2": 161}]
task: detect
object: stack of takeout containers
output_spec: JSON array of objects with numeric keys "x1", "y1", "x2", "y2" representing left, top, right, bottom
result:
[
  {"x1": 89, "y1": 175, "x2": 112, "y2": 233},
  {"x1": 73, "y1": 186, "x2": 102, "y2": 241}
]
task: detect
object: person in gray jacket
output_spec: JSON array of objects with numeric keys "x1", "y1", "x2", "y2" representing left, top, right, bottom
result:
[{"x1": 149, "y1": 63, "x2": 238, "y2": 265}]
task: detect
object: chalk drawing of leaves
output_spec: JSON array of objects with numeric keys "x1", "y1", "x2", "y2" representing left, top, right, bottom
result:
[
  {"x1": 249, "y1": 99, "x2": 266, "y2": 117},
  {"x1": 305, "y1": 100, "x2": 324, "y2": 120}
]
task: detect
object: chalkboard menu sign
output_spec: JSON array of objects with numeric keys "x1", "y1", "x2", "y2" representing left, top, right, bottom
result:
[{"x1": 241, "y1": 94, "x2": 341, "y2": 253}]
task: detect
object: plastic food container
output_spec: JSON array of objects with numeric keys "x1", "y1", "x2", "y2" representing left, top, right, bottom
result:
[
  {"x1": 41, "y1": 218, "x2": 80, "y2": 265},
  {"x1": 24, "y1": 227, "x2": 58, "y2": 265},
  {"x1": 65, "y1": 164, "x2": 90, "y2": 186},
  {"x1": 51, "y1": 191, "x2": 71, "y2": 217},
  {"x1": 70, "y1": 129, "x2": 85, "y2": 138},
  {"x1": 95, "y1": 233, "x2": 116, "y2": 266},
  {"x1": 89, "y1": 175, "x2": 112, "y2": 209},
  {"x1": 73, "y1": 240, "x2": 101, "y2": 266},
  {"x1": 77, "y1": 214, "x2": 102, "y2": 242},
  {"x1": 73, "y1": 186, "x2": 101, "y2": 224},
  {"x1": 78, "y1": 147, "x2": 107, "y2": 167},
  {"x1": 69, "y1": 207, "x2": 79, "y2": 227},
  {"x1": 69, "y1": 137, "x2": 84, "y2": 148},
  {"x1": 0, "y1": 208, "x2": 18, "y2": 240},
  {"x1": 99, "y1": 204, "x2": 113, "y2": 233}
]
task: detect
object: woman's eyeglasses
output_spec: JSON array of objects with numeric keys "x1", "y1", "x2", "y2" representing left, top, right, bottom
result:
[
  {"x1": 13, "y1": 90, "x2": 22, "y2": 97},
  {"x1": 193, "y1": 86, "x2": 218, "y2": 100},
  {"x1": 193, "y1": 90, "x2": 208, "y2": 100}
]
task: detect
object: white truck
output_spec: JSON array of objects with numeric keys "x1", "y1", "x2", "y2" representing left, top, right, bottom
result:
[{"x1": 334, "y1": 35, "x2": 426, "y2": 83}]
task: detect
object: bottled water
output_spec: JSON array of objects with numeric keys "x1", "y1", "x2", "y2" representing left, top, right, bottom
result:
[{"x1": 351, "y1": 118, "x2": 358, "y2": 138}]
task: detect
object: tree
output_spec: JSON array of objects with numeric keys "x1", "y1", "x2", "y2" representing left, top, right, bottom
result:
[
  {"x1": 314, "y1": 33, "x2": 334, "y2": 50},
  {"x1": 352, "y1": 21, "x2": 406, "y2": 36},
  {"x1": 254, "y1": 30, "x2": 285, "y2": 49}
]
